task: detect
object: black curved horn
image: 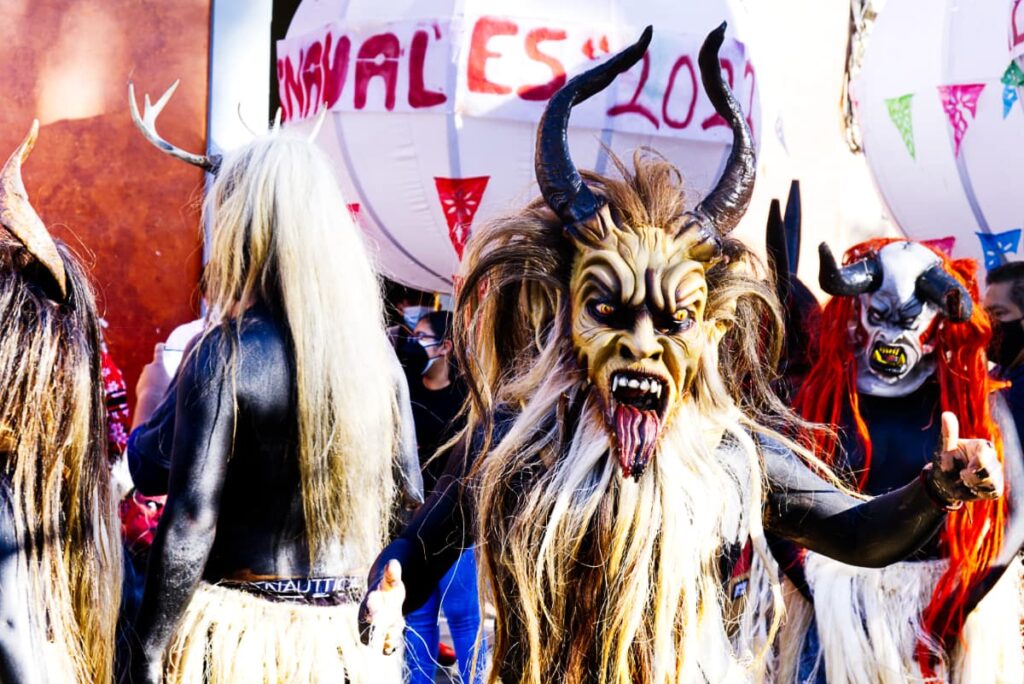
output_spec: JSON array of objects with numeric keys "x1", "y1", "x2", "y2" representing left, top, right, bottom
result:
[
  {"x1": 916, "y1": 264, "x2": 973, "y2": 322},
  {"x1": 535, "y1": 26, "x2": 653, "y2": 226},
  {"x1": 818, "y1": 242, "x2": 882, "y2": 297},
  {"x1": 689, "y1": 22, "x2": 756, "y2": 236}
]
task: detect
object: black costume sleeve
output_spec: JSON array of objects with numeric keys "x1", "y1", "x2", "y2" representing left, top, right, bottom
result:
[
  {"x1": 125, "y1": 377, "x2": 178, "y2": 497},
  {"x1": 369, "y1": 435, "x2": 476, "y2": 613},
  {"x1": 367, "y1": 410, "x2": 518, "y2": 614},
  {"x1": 762, "y1": 436, "x2": 947, "y2": 567},
  {"x1": 130, "y1": 331, "x2": 235, "y2": 676}
]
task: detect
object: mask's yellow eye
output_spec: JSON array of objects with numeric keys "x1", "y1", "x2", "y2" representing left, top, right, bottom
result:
[
  {"x1": 594, "y1": 302, "x2": 615, "y2": 317},
  {"x1": 673, "y1": 308, "x2": 691, "y2": 322}
]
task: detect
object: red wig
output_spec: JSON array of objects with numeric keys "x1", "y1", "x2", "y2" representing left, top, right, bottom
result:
[{"x1": 794, "y1": 237, "x2": 1006, "y2": 672}]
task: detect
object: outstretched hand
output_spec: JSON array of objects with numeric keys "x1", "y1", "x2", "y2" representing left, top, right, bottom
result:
[
  {"x1": 358, "y1": 559, "x2": 405, "y2": 656},
  {"x1": 927, "y1": 411, "x2": 1004, "y2": 505}
]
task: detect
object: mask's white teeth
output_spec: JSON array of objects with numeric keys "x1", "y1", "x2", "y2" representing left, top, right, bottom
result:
[
  {"x1": 613, "y1": 376, "x2": 621, "y2": 391},
  {"x1": 640, "y1": 379, "x2": 650, "y2": 392},
  {"x1": 628, "y1": 379, "x2": 640, "y2": 389}
]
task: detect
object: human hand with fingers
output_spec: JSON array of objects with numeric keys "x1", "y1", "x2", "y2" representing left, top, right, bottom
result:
[
  {"x1": 358, "y1": 559, "x2": 406, "y2": 656},
  {"x1": 923, "y1": 411, "x2": 1004, "y2": 508}
]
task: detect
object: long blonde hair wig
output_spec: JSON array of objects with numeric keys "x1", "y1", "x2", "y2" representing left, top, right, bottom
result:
[{"x1": 200, "y1": 132, "x2": 398, "y2": 566}]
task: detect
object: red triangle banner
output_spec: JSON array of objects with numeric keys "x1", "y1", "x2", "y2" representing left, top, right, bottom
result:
[{"x1": 434, "y1": 176, "x2": 490, "y2": 260}]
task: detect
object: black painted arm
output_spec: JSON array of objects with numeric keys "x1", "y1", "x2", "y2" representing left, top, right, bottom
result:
[
  {"x1": 0, "y1": 485, "x2": 37, "y2": 684},
  {"x1": 763, "y1": 438, "x2": 947, "y2": 567},
  {"x1": 130, "y1": 335, "x2": 234, "y2": 681}
]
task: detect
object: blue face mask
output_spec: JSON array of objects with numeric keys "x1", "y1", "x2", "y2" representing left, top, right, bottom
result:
[
  {"x1": 402, "y1": 306, "x2": 433, "y2": 330},
  {"x1": 421, "y1": 356, "x2": 440, "y2": 375},
  {"x1": 417, "y1": 337, "x2": 443, "y2": 375}
]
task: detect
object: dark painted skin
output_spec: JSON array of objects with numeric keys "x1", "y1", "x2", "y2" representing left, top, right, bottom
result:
[
  {"x1": 128, "y1": 305, "x2": 304, "y2": 682},
  {"x1": 770, "y1": 378, "x2": 1024, "y2": 621},
  {"x1": 364, "y1": 407, "x2": 962, "y2": 679},
  {"x1": 127, "y1": 304, "x2": 421, "y2": 682},
  {"x1": 0, "y1": 480, "x2": 38, "y2": 684}
]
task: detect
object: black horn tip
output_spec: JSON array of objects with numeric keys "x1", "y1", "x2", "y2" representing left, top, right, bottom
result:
[
  {"x1": 818, "y1": 242, "x2": 882, "y2": 297},
  {"x1": 637, "y1": 25, "x2": 654, "y2": 51},
  {"x1": 700, "y1": 23, "x2": 728, "y2": 67},
  {"x1": 817, "y1": 242, "x2": 844, "y2": 295},
  {"x1": 948, "y1": 289, "x2": 973, "y2": 322},
  {"x1": 817, "y1": 241, "x2": 836, "y2": 265}
]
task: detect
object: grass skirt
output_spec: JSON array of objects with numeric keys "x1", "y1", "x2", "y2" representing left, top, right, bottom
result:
[{"x1": 163, "y1": 582, "x2": 402, "y2": 684}]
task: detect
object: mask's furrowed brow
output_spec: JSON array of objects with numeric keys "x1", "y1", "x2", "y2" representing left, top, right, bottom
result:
[
  {"x1": 662, "y1": 262, "x2": 707, "y2": 315},
  {"x1": 578, "y1": 251, "x2": 635, "y2": 304},
  {"x1": 898, "y1": 298, "x2": 923, "y2": 319}
]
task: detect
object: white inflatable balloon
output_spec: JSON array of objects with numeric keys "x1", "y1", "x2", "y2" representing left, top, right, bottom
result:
[
  {"x1": 280, "y1": 0, "x2": 761, "y2": 293},
  {"x1": 854, "y1": 0, "x2": 1024, "y2": 272}
]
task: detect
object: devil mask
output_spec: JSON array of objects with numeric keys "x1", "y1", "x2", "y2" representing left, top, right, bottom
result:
[
  {"x1": 535, "y1": 24, "x2": 756, "y2": 480},
  {"x1": 818, "y1": 240, "x2": 972, "y2": 397}
]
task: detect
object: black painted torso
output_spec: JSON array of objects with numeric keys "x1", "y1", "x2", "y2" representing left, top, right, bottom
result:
[{"x1": 197, "y1": 307, "x2": 310, "y2": 580}]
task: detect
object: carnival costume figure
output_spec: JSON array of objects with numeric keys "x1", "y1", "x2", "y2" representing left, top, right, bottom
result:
[
  {"x1": 0, "y1": 122, "x2": 122, "y2": 683},
  {"x1": 770, "y1": 238, "x2": 1024, "y2": 684},
  {"x1": 360, "y1": 25, "x2": 1005, "y2": 684},
  {"x1": 125, "y1": 85, "x2": 417, "y2": 683}
]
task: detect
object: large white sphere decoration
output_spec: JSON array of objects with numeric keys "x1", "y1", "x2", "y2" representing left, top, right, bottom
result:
[
  {"x1": 280, "y1": 0, "x2": 761, "y2": 293},
  {"x1": 854, "y1": 0, "x2": 1024, "y2": 272}
]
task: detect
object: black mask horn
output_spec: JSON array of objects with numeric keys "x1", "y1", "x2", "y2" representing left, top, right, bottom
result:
[
  {"x1": 818, "y1": 242, "x2": 882, "y2": 297},
  {"x1": 916, "y1": 263, "x2": 973, "y2": 322},
  {"x1": 534, "y1": 23, "x2": 756, "y2": 248}
]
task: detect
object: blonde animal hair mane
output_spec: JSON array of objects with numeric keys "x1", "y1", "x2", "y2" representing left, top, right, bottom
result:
[
  {"x1": 200, "y1": 132, "x2": 398, "y2": 566},
  {"x1": 0, "y1": 237, "x2": 121, "y2": 683}
]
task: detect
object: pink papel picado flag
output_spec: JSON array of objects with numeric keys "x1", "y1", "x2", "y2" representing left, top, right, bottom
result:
[{"x1": 937, "y1": 84, "x2": 986, "y2": 157}]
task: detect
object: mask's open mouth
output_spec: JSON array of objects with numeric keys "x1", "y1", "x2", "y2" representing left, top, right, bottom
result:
[
  {"x1": 869, "y1": 342, "x2": 909, "y2": 377},
  {"x1": 609, "y1": 370, "x2": 669, "y2": 482}
]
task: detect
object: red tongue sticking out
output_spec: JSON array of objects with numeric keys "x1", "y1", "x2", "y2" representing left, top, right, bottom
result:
[{"x1": 614, "y1": 404, "x2": 661, "y2": 481}]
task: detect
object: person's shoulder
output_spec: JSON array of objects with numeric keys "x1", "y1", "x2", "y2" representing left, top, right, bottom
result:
[{"x1": 179, "y1": 310, "x2": 290, "y2": 381}]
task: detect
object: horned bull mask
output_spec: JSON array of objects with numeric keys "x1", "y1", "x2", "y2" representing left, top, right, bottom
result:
[
  {"x1": 818, "y1": 240, "x2": 973, "y2": 397},
  {"x1": 534, "y1": 24, "x2": 756, "y2": 480}
]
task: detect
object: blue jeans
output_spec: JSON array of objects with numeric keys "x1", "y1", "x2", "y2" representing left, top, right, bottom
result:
[{"x1": 404, "y1": 548, "x2": 486, "y2": 684}]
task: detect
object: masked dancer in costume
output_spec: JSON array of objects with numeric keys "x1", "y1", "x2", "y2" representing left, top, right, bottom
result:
[
  {"x1": 0, "y1": 122, "x2": 122, "y2": 683},
  {"x1": 125, "y1": 85, "x2": 416, "y2": 683},
  {"x1": 769, "y1": 239, "x2": 1024, "y2": 684},
  {"x1": 359, "y1": 26, "x2": 1005, "y2": 683}
]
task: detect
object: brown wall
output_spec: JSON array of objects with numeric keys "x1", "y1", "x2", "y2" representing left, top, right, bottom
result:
[{"x1": 0, "y1": 0, "x2": 212, "y2": 408}]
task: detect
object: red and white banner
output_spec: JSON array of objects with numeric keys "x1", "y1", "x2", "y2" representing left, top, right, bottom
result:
[{"x1": 277, "y1": 15, "x2": 756, "y2": 143}]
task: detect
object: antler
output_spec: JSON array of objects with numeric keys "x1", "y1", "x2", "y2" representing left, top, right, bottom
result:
[
  {"x1": 0, "y1": 120, "x2": 67, "y2": 300},
  {"x1": 128, "y1": 80, "x2": 221, "y2": 173}
]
